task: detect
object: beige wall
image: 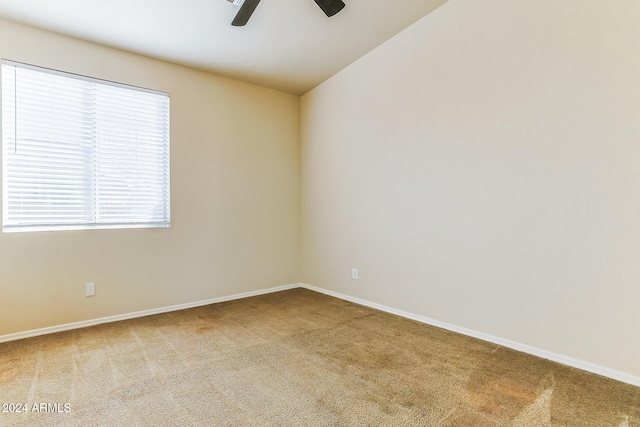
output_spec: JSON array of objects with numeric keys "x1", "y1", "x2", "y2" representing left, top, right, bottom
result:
[
  {"x1": 301, "y1": 0, "x2": 640, "y2": 377},
  {"x1": 0, "y1": 18, "x2": 301, "y2": 336}
]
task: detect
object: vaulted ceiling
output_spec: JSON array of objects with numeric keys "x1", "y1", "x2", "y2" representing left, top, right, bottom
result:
[{"x1": 0, "y1": 0, "x2": 448, "y2": 94}]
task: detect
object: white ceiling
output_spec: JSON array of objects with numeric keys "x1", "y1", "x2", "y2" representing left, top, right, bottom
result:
[{"x1": 0, "y1": 0, "x2": 448, "y2": 95}]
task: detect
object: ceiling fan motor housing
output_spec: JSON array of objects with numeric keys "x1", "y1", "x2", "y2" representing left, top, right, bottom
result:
[{"x1": 229, "y1": 0, "x2": 345, "y2": 26}]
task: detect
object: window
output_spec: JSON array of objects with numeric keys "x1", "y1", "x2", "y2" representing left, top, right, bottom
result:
[{"x1": 1, "y1": 60, "x2": 170, "y2": 232}]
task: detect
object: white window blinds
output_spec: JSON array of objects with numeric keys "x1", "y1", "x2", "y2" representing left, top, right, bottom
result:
[{"x1": 2, "y1": 60, "x2": 170, "y2": 232}]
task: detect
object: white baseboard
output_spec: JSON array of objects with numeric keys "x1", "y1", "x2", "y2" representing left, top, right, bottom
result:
[
  {"x1": 299, "y1": 283, "x2": 640, "y2": 388},
  {"x1": 0, "y1": 283, "x2": 299, "y2": 344},
  {"x1": 2, "y1": 281, "x2": 638, "y2": 388}
]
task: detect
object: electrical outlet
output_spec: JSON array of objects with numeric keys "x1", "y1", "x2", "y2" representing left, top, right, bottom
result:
[
  {"x1": 85, "y1": 282, "x2": 95, "y2": 297},
  {"x1": 351, "y1": 268, "x2": 359, "y2": 280}
]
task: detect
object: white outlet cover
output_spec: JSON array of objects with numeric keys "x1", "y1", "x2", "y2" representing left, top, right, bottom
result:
[
  {"x1": 86, "y1": 282, "x2": 95, "y2": 297},
  {"x1": 351, "y1": 269, "x2": 359, "y2": 280}
]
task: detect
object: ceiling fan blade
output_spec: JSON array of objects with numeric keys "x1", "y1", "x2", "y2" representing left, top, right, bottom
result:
[
  {"x1": 313, "y1": 0, "x2": 345, "y2": 17},
  {"x1": 232, "y1": 0, "x2": 261, "y2": 26}
]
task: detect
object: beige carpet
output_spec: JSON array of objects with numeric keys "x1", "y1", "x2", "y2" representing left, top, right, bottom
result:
[{"x1": 0, "y1": 288, "x2": 638, "y2": 426}]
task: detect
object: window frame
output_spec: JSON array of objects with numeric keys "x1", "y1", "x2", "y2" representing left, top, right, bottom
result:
[{"x1": 1, "y1": 60, "x2": 171, "y2": 233}]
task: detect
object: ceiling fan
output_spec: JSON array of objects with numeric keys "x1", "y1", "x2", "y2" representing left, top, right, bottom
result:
[{"x1": 227, "y1": 0, "x2": 345, "y2": 26}]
